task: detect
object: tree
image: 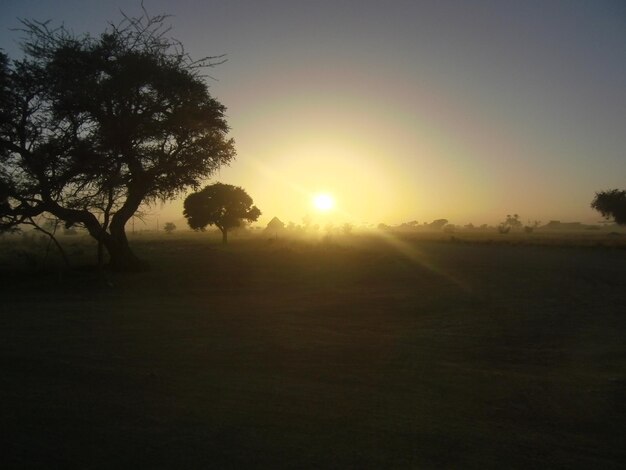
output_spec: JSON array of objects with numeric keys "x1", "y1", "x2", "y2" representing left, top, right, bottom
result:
[
  {"x1": 0, "y1": 10, "x2": 235, "y2": 270},
  {"x1": 428, "y1": 219, "x2": 448, "y2": 230},
  {"x1": 505, "y1": 214, "x2": 522, "y2": 228},
  {"x1": 524, "y1": 220, "x2": 540, "y2": 234},
  {"x1": 183, "y1": 183, "x2": 260, "y2": 244},
  {"x1": 591, "y1": 189, "x2": 626, "y2": 225},
  {"x1": 163, "y1": 222, "x2": 176, "y2": 234},
  {"x1": 497, "y1": 214, "x2": 522, "y2": 234}
]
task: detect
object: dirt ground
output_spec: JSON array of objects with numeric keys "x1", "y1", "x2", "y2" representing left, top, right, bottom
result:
[{"x1": 1, "y1": 233, "x2": 625, "y2": 468}]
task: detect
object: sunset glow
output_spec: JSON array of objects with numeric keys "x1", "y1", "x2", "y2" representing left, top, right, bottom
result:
[
  {"x1": 1, "y1": 3, "x2": 625, "y2": 468},
  {"x1": 312, "y1": 193, "x2": 335, "y2": 212},
  {"x1": 1, "y1": 0, "x2": 624, "y2": 229}
]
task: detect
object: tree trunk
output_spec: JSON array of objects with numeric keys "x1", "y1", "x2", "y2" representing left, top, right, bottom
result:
[
  {"x1": 43, "y1": 188, "x2": 147, "y2": 271},
  {"x1": 107, "y1": 227, "x2": 146, "y2": 271},
  {"x1": 105, "y1": 185, "x2": 147, "y2": 271},
  {"x1": 221, "y1": 228, "x2": 228, "y2": 244}
]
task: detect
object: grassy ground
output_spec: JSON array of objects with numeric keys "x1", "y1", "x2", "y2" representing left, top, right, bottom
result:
[{"x1": 1, "y1": 232, "x2": 625, "y2": 468}]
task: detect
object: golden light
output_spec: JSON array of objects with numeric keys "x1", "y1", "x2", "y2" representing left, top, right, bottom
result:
[{"x1": 312, "y1": 193, "x2": 335, "y2": 212}]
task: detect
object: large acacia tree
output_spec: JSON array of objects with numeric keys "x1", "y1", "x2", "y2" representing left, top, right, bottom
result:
[{"x1": 0, "y1": 12, "x2": 235, "y2": 269}]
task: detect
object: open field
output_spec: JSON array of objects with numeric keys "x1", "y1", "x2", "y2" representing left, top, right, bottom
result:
[{"x1": 1, "y1": 233, "x2": 625, "y2": 468}]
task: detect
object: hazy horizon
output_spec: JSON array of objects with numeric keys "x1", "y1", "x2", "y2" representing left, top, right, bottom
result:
[{"x1": 2, "y1": 0, "x2": 624, "y2": 227}]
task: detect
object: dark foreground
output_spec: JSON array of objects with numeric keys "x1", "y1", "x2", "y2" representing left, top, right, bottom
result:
[{"x1": 1, "y1": 235, "x2": 625, "y2": 468}]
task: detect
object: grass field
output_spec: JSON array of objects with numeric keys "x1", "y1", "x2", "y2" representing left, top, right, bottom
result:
[{"x1": 1, "y1": 232, "x2": 625, "y2": 468}]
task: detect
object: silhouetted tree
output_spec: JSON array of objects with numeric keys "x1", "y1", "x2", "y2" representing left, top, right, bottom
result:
[
  {"x1": 0, "y1": 10, "x2": 235, "y2": 269},
  {"x1": 163, "y1": 222, "x2": 176, "y2": 234},
  {"x1": 506, "y1": 214, "x2": 522, "y2": 228},
  {"x1": 183, "y1": 183, "x2": 260, "y2": 244},
  {"x1": 498, "y1": 214, "x2": 522, "y2": 234},
  {"x1": 429, "y1": 219, "x2": 448, "y2": 230},
  {"x1": 497, "y1": 224, "x2": 511, "y2": 234},
  {"x1": 524, "y1": 220, "x2": 540, "y2": 234},
  {"x1": 591, "y1": 189, "x2": 626, "y2": 225}
]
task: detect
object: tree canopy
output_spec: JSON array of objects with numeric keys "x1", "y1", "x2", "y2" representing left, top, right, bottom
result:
[
  {"x1": 591, "y1": 189, "x2": 626, "y2": 225},
  {"x1": 183, "y1": 183, "x2": 261, "y2": 243},
  {"x1": 0, "y1": 11, "x2": 235, "y2": 269}
]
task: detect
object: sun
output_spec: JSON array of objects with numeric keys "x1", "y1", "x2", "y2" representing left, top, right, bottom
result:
[{"x1": 312, "y1": 193, "x2": 335, "y2": 212}]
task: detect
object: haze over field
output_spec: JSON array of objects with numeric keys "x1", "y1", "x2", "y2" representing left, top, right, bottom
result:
[
  {"x1": 1, "y1": 0, "x2": 624, "y2": 228},
  {"x1": 2, "y1": 3, "x2": 626, "y2": 467}
]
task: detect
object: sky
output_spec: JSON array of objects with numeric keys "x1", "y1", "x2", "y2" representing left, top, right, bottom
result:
[{"x1": 1, "y1": 0, "x2": 625, "y2": 228}]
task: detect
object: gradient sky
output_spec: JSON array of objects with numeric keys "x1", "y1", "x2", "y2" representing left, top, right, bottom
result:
[{"x1": 1, "y1": 0, "x2": 625, "y2": 227}]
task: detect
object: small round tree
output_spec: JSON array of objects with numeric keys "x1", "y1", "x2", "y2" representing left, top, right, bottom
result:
[
  {"x1": 591, "y1": 189, "x2": 626, "y2": 225},
  {"x1": 183, "y1": 183, "x2": 261, "y2": 243},
  {"x1": 163, "y1": 222, "x2": 177, "y2": 234}
]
